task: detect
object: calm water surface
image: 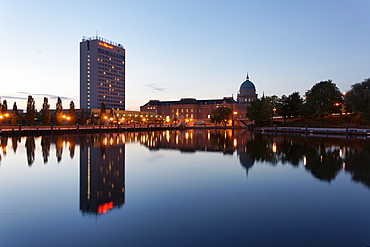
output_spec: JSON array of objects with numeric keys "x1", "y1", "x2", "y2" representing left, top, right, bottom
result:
[{"x1": 0, "y1": 130, "x2": 369, "y2": 247}]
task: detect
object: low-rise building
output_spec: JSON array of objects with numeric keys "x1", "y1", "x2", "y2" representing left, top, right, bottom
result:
[{"x1": 140, "y1": 75, "x2": 258, "y2": 122}]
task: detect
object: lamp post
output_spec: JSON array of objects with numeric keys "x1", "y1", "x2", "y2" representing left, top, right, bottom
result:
[{"x1": 233, "y1": 111, "x2": 238, "y2": 126}]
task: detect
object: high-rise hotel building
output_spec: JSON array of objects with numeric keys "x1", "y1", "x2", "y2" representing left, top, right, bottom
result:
[{"x1": 80, "y1": 36, "x2": 125, "y2": 110}]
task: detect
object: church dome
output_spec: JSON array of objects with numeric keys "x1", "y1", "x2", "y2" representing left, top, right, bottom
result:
[{"x1": 239, "y1": 74, "x2": 256, "y2": 91}]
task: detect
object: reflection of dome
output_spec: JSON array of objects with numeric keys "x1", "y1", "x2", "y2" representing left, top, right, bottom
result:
[
  {"x1": 239, "y1": 152, "x2": 254, "y2": 176},
  {"x1": 239, "y1": 74, "x2": 256, "y2": 91}
]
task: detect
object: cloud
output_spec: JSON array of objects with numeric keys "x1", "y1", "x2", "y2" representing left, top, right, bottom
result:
[
  {"x1": 0, "y1": 95, "x2": 27, "y2": 100},
  {"x1": 15, "y1": 92, "x2": 74, "y2": 101},
  {"x1": 146, "y1": 83, "x2": 166, "y2": 92}
]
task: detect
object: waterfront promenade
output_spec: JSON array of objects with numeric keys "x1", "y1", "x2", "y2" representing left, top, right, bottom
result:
[
  {"x1": 1, "y1": 124, "x2": 370, "y2": 137},
  {"x1": 0, "y1": 124, "x2": 217, "y2": 137},
  {"x1": 261, "y1": 126, "x2": 370, "y2": 137}
]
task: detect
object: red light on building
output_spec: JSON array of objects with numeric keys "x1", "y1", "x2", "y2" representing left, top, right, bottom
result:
[
  {"x1": 98, "y1": 42, "x2": 113, "y2": 49},
  {"x1": 97, "y1": 202, "x2": 114, "y2": 214}
]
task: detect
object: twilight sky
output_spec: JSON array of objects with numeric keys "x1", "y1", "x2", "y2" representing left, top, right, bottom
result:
[{"x1": 0, "y1": 0, "x2": 369, "y2": 111}]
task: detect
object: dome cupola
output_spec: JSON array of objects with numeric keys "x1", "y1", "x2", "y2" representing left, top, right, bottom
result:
[{"x1": 239, "y1": 73, "x2": 256, "y2": 91}]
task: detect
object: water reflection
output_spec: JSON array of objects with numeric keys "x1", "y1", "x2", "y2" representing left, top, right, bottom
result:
[
  {"x1": 0, "y1": 130, "x2": 369, "y2": 191},
  {"x1": 79, "y1": 134, "x2": 125, "y2": 216},
  {"x1": 130, "y1": 130, "x2": 370, "y2": 188}
]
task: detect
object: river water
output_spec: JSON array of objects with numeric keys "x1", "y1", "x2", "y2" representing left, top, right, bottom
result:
[{"x1": 0, "y1": 130, "x2": 369, "y2": 246}]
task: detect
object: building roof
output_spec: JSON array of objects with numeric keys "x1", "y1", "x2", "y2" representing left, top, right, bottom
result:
[
  {"x1": 142, "y1": 97, "x2": 237, "y2": 107},
  {"x1": 239, "y1": 74, "x2": 256, "y2": 91}
]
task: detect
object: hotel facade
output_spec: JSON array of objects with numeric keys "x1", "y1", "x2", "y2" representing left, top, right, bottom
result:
[{"x1": 80, "y1": 36, "x2": 125, "y2": 110}]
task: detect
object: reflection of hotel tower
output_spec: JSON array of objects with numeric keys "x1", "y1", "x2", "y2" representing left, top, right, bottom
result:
[{"x1": 80, "y1": 136, "x2": 125, "y2": 215}]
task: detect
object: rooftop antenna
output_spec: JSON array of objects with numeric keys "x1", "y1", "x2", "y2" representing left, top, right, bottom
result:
[{"x1": 96, "y1": 30, "x2": 98, "y2": 39}]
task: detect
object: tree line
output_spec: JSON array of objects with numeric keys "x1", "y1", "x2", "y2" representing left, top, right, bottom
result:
[
  {"x1": 246, "y1": 78, "x2": 370, "y2": 126},
  {"x1": 0, "y1": 96, "x2": 83, "y2": 126}
]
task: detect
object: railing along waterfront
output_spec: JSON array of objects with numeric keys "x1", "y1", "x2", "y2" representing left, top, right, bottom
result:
[
  {"x1": 261, "y1": 126, "x2": 370, "y2": 137},
  {"x1": 0, "y1": 124, "x2": 216, "y2": 137}
]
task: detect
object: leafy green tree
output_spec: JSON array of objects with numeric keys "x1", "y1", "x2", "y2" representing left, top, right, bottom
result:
[
  {"x1": 210, "y1": 106, "x2": 233, "y2": 126},
  {"x1": 11, "y1": 102, "x2": 18, "y2": 126},
  {"x1": 345, "y1": 78, "x2": 370, "y2": 122},
  {"x1": 100, "y1": 102, "x2": 106, "y2": 124},
  {"x1": 278, "y1": 92, "x2": 303, "y2": 122},
  {"x1": 25, "y1": 95, "x2": 36, "y2": 125},
  {"x1": 2, "y1": 100, "x2": 7, "y2": 114},
  {"x1": 246, "y1": 97, "x2": 272, "y2": 127},
  {"x1": 68, "y1": 101, "x2": 76, "y2": 125},
  {"x1": 41, "y1": 97, "x2": 50, "y2": 125},
  {"x1": 55, "y1": 97, "x2": 63, "y2": 125},
  {"x1": 304, "y1": 80, "x2": 342, "y2": 120}
]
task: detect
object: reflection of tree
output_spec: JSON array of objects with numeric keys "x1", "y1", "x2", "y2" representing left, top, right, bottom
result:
[
  {"x1": 277, "y1": 138, "x2": 306, "y2": 166},
  {"x1": 304, "y1": 141, "x2": 342, "y2": 182},
  {"x1": 248, "y1": 134, "x2": 370, "y2": 189},
  {"x1": 245, "y1": 135, "x2": 278, "y2": 164},
  {"x1": 41, "y1": 137, "x2": 51, "y2": 164},
  {"x1": 1, "y1": 137, "x2": 8, "y2": 155},
  {"x1": 55, "y1": 136, "x2": 63, "y2": 162},
  {"x1": 209, "y1": 131, "x2": 234, "y2": 154},
  {"x1": 11, "y1": 137, "x2": 18, "y2": 153},
  {"x1": 25, "y1": 137, "x2": 35, "y2": 166},
  {"x1": 68, "y1": 136, "x2": 76, "y2": 159},
  {"x1": 344, "y1": 142, "x2": 370, "y2": 188}
]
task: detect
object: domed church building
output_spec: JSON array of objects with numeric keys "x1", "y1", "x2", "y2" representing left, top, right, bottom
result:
[
  {"x1": 237, "y1": 73, "x2": 258, "y2": 105},
  {"x1": 234, "y1": 73, "x2": 258, "y2": 119}
]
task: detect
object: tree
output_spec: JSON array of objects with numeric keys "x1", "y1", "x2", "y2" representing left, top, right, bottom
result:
[
  {"x1": 345, "y1": 78, "x2": 370, "y2": 122},
  {"x1": 11, "y1": 102, "x2": 18, "y2": 126},
  {"x1": 68, "y1": 101, "x2": 76, "y2": 125},
  {"x1": 25, "y1": 95, "x2": 36, "y2": 125},
  {"x1": 304, "y1": 80, "x2": 342, "y2": 120},
  {"x1": 210, "y1": 106, "x2": 233, "y2": 126},
  {"x1": 278, "y1": 92, "x2": 303, "y2": 122},
  {"x1": 41, "y1": 97, "x2": 50, "y2": 125},
  {"x1": 246, "y1": 97, "x2": 272, "y2": 127},
  {"x1": 55, "y1": 97, "x2": 63, "y2": 125},
  {"x1": 2, "y1": 100, "x2": 7, "y2": 114},
  {"x1": 100, "y1": 102, "x2": 106, "y2": 125}
]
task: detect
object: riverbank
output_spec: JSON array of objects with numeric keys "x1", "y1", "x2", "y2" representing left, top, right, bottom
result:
[
  {"x1": 258, "y1": 126, "x2": 370, "y2": 137},
  {"x1": 2, "y1": 124, "x2": 370, "y2": 137},
  {"x1": 0, "y1": 124, "x2": 243, "y2": 137}
]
